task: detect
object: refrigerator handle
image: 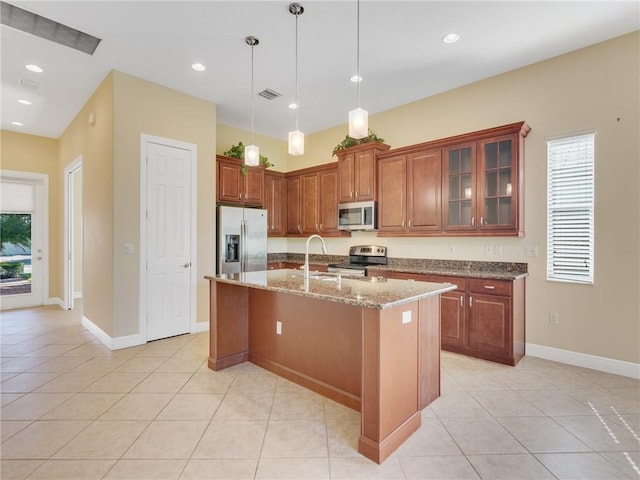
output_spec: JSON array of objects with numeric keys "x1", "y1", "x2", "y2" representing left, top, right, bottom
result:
[{"x1": 241, "y1": 220, "x2": 247, "y2": 272}]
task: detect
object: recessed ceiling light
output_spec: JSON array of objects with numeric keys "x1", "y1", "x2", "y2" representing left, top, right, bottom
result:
[
  {"x1": 350, "y1": 75, "x2": 363, "y2": 83},
  {"x1": 288, "y1": 103, "x2": 299, "y2": 110},
  {"x1": 11, "y1": 121, "x2": 24, "y2": 126},
  {"x1": 26, "y1": 64, "x2": 43, "y2": 73},
  {"x1": 18, "y1": 99, "x2": 32, "y2": 105},
  {"x1": 442, "y1": 33, "x2": 460, "y2": 44},
  {"x1": 191, "y1": 63, "x2": 206, "y2": 72}
]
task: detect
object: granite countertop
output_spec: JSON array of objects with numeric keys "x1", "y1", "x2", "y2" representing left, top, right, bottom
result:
[
  {"x1": 206, "y1": 269, "x2": 456, "y2": 310},
  {"x1": 269, "y1": 254, "x2": 528, "y2": 281}
]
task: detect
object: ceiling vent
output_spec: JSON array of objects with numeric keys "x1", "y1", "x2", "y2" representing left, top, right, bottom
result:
[
  {"x1": 1, "y1": 1, "x2": 101, "y2": 55},
  {"x1": 258, "y1": 89, "x2": 281, "y2": 100},
  {"x1": 19, "y1": 78, "x2": 39, "y2": 89}
]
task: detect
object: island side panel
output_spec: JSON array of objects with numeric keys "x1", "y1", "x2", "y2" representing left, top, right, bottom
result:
[
  {"x1": 359, "y1": 301, "x2": 421, "y2": 464},
  {"x1": 419, "y1": 295, "x2": 441, "y2": 409},
  {"x1": 513, "y1": 277, "x2": 526, "y2": 364},
  {"x1": 247, "y1": 288, "x2": 362, "y2": 410},
  {"x1": 208, "y1": 281, "x2": 249, "y2": 370}
]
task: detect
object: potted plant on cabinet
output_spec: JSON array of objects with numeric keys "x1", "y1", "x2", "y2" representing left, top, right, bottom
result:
[
  {"x1": 332, "y1": 130, "x2": 385, "y2": 156},
  {"x1": 223, "y1": 142, "x2": 273, "y2": 175}
]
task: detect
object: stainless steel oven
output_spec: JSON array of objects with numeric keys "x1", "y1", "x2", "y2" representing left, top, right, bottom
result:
[{"x1": 328, "y1": 245, "x2": 387, "y2": 277}]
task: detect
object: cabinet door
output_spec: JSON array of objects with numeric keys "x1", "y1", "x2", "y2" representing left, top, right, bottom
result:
[
  {"x1": 478, "y1": 133, "x2": 517, "y2": 231},
  {"x1": 319, "y1": 168, "x2": 340, "y2": 233},
  {"x1": 377, "y1": 155, "x2": 408, "y2": 232},
  {"x1": 338, "y1": 152, "x2": 355, "y2": 203},
  {"x1": 442, "y1": 143, "x2": 477, "y2": 231},
  {"x1": 286, "y1": 175, "x2": 302, "y2": 235},
  {"x1": 217, "y1": 159, "x2": 243, "y2": 203},
  {"x1": 407, "y1": 149, "x2": 442, "y2": 232},
  {"x1": 441, "y1": 291, "x2": 465, "y2": 348},
  {"x1": 301, "y1": 172, "x2": 320, "y2": 234},
  {"x1": 466, "y1": 293, "x2": 511, "y2": 357},
  {"x1": 265, "y1": 172, "x2": 285, "y2": 236},
  {"x1": 244, "y1": 167, "x2": 264, "y2": 206},
  {"x1": 354, "y1": 149, "x2": 376, "y2": 201}
]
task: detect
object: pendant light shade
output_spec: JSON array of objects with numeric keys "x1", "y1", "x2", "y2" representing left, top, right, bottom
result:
[
  {"x1": 348, "y1": 0, "x2": 368, "y2": 139},
  {"x1": 349, "y1": 107, "x2": 368, "y2": 139},
  {"x1": 288, "y1": 129, "x2": 304, "y2": 155},
  {"x1": 288, "y1": 3, "x2": 304, "y2": 156},
  {"x1": 245, "y1": 36, "x2": 260, "y2": 166}
]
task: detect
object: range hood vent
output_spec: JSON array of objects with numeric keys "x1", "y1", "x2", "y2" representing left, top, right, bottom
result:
[{"x1": 1, "y1": 1, "x2": 101, "y2": 55}]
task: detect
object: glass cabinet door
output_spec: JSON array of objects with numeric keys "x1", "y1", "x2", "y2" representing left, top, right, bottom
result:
[
  {"x1": 444, "y1": 143, "x2": 476, "y2": 229},
  {"x1": 480, "y1": 135, "x2": 516, "y2": 228}
]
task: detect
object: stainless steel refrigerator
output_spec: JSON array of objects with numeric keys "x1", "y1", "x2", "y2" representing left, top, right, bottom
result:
[{"x1": 217, "y1": 206, "x2": 268, "y2": 274}]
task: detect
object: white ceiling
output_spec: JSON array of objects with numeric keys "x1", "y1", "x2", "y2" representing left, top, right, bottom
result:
[{"x1": 2, "y1": 1, "x2": 638, "y2": 140}]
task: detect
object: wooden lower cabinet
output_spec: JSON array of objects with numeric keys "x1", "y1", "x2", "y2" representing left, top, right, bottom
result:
[{"x1": 372, "y1": 270, "x2": 525, "y2": 366}]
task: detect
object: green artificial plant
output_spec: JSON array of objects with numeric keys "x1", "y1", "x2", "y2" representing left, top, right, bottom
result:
[
  {"x1": 224, "y1": 142, "x2": 272, "y2": 175},
  {"x1": 332, "y1": 130, "x2": 385, "y2": 156}
]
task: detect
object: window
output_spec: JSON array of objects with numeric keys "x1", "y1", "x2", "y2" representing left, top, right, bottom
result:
[{"x1": 547, "y1": 133, "x2": 595, "y2": 284}]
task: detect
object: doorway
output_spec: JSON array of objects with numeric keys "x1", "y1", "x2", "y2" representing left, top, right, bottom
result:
[
  {"x1": 0, "y1": 171, "x2": 48, "y2": 309},
  {"x1": 140, "y1": 135, "x2": 197, "y2": 342},
  {"x1": 64, "y1": 158, "x2": 83, "y2": 311}
]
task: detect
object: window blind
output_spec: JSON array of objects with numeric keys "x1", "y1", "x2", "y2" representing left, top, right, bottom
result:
[{"x1": 546, "y1": 133, "x2": 595, "y2": 284}]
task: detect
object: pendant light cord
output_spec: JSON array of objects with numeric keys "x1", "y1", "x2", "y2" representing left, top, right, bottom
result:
[
  {"x1": 356, "y1": 0, "x2": 360, "y2": 108},
  {"x1": 250, "y1": 43, "x2": 255, "y2": 144},
  {"x1": 295, "y1": 12, "x2": 299, "y2": 130}
]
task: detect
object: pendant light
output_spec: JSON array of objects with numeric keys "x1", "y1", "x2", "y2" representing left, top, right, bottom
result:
[
  {"x1": 245, "y1": 36, "x2": 260, "y2": 166},
  {"x1": 288, "y1": 3, "x2": 305, "y2": 156},
  {"x1": 348, "y1": 0, "x2": 368, "y2": 139}
]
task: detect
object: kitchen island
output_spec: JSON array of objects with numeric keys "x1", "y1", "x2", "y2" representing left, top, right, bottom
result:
[{"x1": 206, "y1": 270, "x2": 456, "y2": 463}]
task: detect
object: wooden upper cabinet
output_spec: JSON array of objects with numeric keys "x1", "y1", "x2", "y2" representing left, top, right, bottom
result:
[
  {"x1": 377, "y1": 148, "x2": 441, "y2": 234},
  {"x1": 264, "y1": 171, "x2": 286, "y2": 237},
  {"x1": 285, "y1": 164, "x2": 349, "y2": 237},
  {"x1": 286, "y1": 174, "x2": 302, "y2": 235},
  {"x1": 337, "y1": 142, "x2": 390, "y2": 203},
  {"x1": 216, "y1": 155, "x2": 264, "y2": 206},
  {"x1": 407, "y1": 149, "x2": 442, "y2": 232},
  {"x1": 380, "y1": 121, "x2": 529, "y2": 237},
  {"x1": 377, "y1": 154, "x2": 408, "y2": 232}
]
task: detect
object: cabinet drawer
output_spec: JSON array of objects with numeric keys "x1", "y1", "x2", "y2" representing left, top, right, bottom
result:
[
  {"x1": 424, "y1": 275, "x2": 466, "y2": 291},
  {"x1": 468, "y1": 278, "x2": 511, "y2": 296}
]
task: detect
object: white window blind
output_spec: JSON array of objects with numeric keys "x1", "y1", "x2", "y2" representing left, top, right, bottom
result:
[{"x1": 547, "y1": 133, "x2": 595, "y2": 284}]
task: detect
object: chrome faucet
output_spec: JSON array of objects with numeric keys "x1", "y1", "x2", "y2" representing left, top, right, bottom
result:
[{"x1": 304, "y1": 234, "x2": 328, "y2": 279}]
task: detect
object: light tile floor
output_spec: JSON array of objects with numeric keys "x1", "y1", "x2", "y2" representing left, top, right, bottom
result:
[{"x1": 1, "y1": 305, "x2": 639, "y2": 479}]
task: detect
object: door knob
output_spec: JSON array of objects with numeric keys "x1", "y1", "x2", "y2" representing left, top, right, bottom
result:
[{"x1": 183, "y1": 262, "x2": 191, "y2": 268}]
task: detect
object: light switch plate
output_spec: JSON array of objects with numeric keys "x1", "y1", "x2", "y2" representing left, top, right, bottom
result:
[
  {"x1": 124, "y1": 243, "x2": 134, "y2": 254},
  {"x1": 525, "y1": 245, "x2": 538, "y2": 257},
  {"x1": 402, "y1": 311, "x2": 412, "y2": 324}
]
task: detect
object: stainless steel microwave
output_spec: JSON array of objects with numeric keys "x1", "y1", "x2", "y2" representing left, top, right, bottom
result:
[{"x1": 338, "y1": 201, "x2": 377, "y2": 231}]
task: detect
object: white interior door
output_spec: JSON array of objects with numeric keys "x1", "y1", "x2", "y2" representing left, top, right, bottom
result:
[
  {"x1": 0, "y1": 172, "x2": 47, "y2": 310},
  {"x1": 146, "y1": 142, "x2": 192, "y2": 341}
]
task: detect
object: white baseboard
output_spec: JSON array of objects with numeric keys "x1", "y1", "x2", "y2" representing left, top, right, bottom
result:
[
  {"x1": 526, "y1": 343, "x2": 640, "y2": 380},
  {"x1": 192, "y1": 321, "x2": 209, "y2": 333},
  {"x1": 82, "y1": 315, "x2": 146, "y2": 351},
  {"x1": 47, "y1": 297, "x2": 66, "y2": 309},
  {"x1": 73, "y1": 291, "x2": 82, "y2": 299}
]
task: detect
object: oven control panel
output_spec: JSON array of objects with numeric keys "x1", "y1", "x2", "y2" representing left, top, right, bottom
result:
[{"x1": 349, "y1": 245, "x2": 387, "y2": 257}]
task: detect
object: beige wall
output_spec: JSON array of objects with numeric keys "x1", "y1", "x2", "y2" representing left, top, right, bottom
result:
[
  {"x1": 112, "y1": 71, "x2": 216, "y2": 336},
  {"x1": 283, "y1": 32, "x2": 639, "y2": 364},
  {"x1": 0, "y1": 131, "x2": 59, "y2": 294},
  {"x1": 59, "y1": 72, "x2": 114, "y2": 334}
]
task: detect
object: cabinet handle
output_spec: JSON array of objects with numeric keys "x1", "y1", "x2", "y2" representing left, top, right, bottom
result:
[
  {"x1": 484, "y1": 285, "x2": 496, "y2": 290},
  {"x1": 355, "y1": 190, "x2": 358, "y2": 198},
  {"x1": 408, "y1": 219, "x2": 412, "y2": 228},
  {"x1": 471, "y1": 217, "x2": 475, "y2": 227},
  {"x1": 402, "y1": 220, "x2": 405, "y2": 228},
  {"x1": 319, "y1": 223, "x2": 323, "y2": 231},
  {"x1": 481, "y1": 216, "x2": 484, "y2": 226},
  {"x1": 298, "y1": 224, "x2": 302, "y2": 233},
  {"x1": 469, "y1": 296, "x2": 473, "y2": 307},
  {"x1": 350, "y1": 190, "x2": 353, "y2": 199},
  {"x1": 459, "y1": 296, "x2": 463, "y2": 307}
]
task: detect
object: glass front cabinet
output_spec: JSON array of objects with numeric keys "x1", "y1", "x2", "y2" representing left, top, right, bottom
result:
[{"x1": 442, "y1": 123, "x2": 529, "y2": 236}]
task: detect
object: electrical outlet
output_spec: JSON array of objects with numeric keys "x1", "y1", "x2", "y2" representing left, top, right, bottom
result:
[
  {"x1": 485, "y1": 244, "x2": 495, "y2": 255},
  {"x1": 276, "y1": 321, "x2": 282, "y2": 335},
  {"x1": 526, "y1": 245, "x2": 538, "y2": 257},
  {"x1": 124, "y1": 243, "x2": 135, "y2": 254},
  {"x1": 549, "y1": 312, "x2": 560, "y2": 325}
]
